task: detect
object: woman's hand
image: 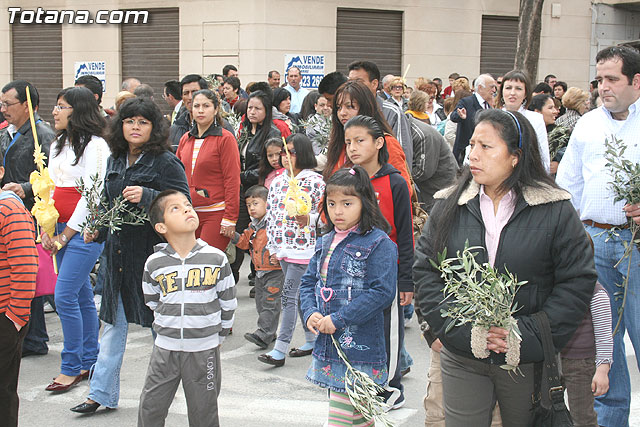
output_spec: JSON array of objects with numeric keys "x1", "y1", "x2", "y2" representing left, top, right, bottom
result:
[
  {"x1": 220, "y1": 225, "x2": 235, "y2": 238},
  {"x1": 84, "y1": 229, "x2": 99, "y2": 243},
  {"x1": 550, "y1": 161, "x2": 559, "y2": 175},
  {"x1": 269, "y1": 254, "x2": 279, "y2": 266},
  {"x1": 431, "y1": 338, "x2": 443, "y2": 353},
  {"x1": 486, "y1": 326, "x2": 509, "y2": 353},
  {"x1": 317, "y1": 315, "x2": 336, "y2": 334},
  {"x1": 456, "y1": 107, "x2": 467, "y2": 120},
  {"x1": 306, "y1": 312, "x2": 323, "y2": 335},
  {"x1": 592, "y1": 364, "x2": 610, "y2": 397},
  {"x1": 122, "y1": 186, "x2": 143, "y2": 204},
  {"x1": 41, "y1": 232, "x2": 54, "y2": 251}
]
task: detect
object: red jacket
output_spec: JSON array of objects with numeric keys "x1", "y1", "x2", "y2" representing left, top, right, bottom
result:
[
  {"x1": 330, "y1": 133, "x2": 413, "y2": 198},
  {"x1": 176, "y1": 123, "x2": 241, "y2": 226},
  {"x1": 0, "y1": 193, "x2": 38, "y2": 327}
]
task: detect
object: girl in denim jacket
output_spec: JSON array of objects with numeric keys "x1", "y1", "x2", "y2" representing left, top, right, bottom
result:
[{"x1": 300, "y1": 167, "x2": 398, "y2": 427}]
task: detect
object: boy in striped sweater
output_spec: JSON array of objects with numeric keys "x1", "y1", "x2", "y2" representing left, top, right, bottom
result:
[
  {"x1": 138, "y1": 190, "x2": 237, "y2": 427},
  {"x1": 0, "y1": 168, "x2": 38, "y2": 427}
]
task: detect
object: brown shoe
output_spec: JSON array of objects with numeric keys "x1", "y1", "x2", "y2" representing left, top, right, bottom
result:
[{"x1": 45, "y1": 375, "x2": 82, "y2": 392}]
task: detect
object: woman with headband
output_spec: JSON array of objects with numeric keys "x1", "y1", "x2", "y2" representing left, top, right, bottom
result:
[{"x1": 413, "y1": 109, "x2": 596, "y2": 426}]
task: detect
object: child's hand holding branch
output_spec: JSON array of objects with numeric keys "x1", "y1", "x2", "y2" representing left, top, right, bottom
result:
[{"x1": 317, "y1": 315, "x2": 336, "y2": 334}]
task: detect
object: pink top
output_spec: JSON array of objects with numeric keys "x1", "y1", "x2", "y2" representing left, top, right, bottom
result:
[
  {"x1": 320, "y1": 224, "x2": 358, "y2": 283},
  {"x1": 479, "y1": 186, "x2": 516, "y2": 267},
  {"x1": 264, "y1": 167, "x2": 285, "y2": 189}
]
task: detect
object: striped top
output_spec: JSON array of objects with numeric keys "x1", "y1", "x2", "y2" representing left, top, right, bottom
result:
[
  {"x1": 142, "y1": 239, "x2": 237, "y2": 352},
  {"x1": 0, "y1": 192, "x2": 38, "y2": 327},
  {"x1": 190, "y1": 138, "x2": 204, "y2": 173}
]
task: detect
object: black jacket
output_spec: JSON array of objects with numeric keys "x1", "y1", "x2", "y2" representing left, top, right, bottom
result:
[
  {"x1": 406, "y1": 114, "x2": 458, "y2": 212},
  {"x1": 240, "y1": 123, "x2": 282, "y2": 189},
  {"x1": 98, "y1": 150, "x2": 189, "y2": 327},
  {"x1": 413, "y1": 180, "x2": 596, "y2": 364},
  {"x1": 0, "y1": 114, "x2": 56, "y2": 210},
  {"x1": 450, "y1": 95, "x2": 484, "y2": 164}
]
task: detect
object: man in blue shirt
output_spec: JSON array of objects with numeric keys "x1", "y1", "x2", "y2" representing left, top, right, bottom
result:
[{"x1": 285, "y1": 66, "x2": 309, "y2": 114}]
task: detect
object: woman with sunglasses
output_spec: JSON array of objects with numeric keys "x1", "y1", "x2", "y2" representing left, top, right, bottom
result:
[
  {"x1": 42, "y1": 86, "x2": 110, "y2": 393},
  {"x1": 70, "y1": 97, "x2": 189, "y2": 414}
]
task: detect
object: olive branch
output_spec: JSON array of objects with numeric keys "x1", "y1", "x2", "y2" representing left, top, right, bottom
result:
[
  {"x1": 76, "y1": 173, "x2": 148, "y2": 234},
  {"x1": 603, "y1": 135, "x2": 640, "y2": 335},
  {"x1": 430, "y1": 242, "x2": 526, "y2": 372},
  {"x1": 330, "y1": 335, "x2": 394, "y2": 426},
  {"x1": 296, "y1": 114, "x2": 332, "y2": 155}
]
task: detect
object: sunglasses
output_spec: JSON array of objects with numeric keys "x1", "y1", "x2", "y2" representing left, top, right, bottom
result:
[{"x1": 280, "y1": 148, "x2": 296, "y2": 156}]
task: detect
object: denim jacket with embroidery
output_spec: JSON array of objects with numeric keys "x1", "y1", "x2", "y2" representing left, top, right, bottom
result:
[{"x1": 299, "y1": 226, "x2": 397, "y2": 365}]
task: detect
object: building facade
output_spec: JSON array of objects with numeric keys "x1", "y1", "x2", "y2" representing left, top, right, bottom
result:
[{"x1": 0, "y1": 0, "x2": 637, "y2": 124}]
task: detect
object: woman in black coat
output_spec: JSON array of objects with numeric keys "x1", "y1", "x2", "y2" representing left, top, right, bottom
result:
[
  {"x1": 71, "y1": 97, "x2": 189, "y2": 414},
  {"x1": 413, "y1": 109, "x2": 596, "y2": 426}
]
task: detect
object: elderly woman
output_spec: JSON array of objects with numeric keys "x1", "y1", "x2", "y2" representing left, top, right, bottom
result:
[
  {"x1": 389, "y1": 77, "x2": 408, "y2": 112},
  {"x1": 555, "y1": 87, "x2": 590, "y2": 133},
  {"x1": 406, "y1": 90, "x2": 431, "y2": 124},
  {"x1": 414, "y1": 109, "x2": 595, "y2": 426},
  {"x1": 70, "y1": 97, "x2": 189, "y2": 414}
]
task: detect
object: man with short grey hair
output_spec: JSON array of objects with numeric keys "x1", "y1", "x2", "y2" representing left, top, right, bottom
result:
[
  {"x1": 450, "y1": 73, "x2": 497, "y2": 163},
  {"x1": 380, "y1": 74, "x2": 395, "y2": 100},
  {"x1": 121, "y1": 77, "x2": 141, "y2": 93}
]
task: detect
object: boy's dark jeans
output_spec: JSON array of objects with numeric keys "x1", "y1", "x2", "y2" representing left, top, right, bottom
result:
[{"x1": 0, "y1": 315, "x2": 29, "y2": 427}]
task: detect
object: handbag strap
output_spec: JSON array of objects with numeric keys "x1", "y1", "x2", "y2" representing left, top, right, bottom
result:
[{"x1": 532, "y1": 311, "x2": 566, "y2": 409}]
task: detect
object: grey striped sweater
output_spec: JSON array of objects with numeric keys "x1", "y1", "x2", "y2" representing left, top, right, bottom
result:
[{"x1": 142, "y1": 239, "x2": 237, "y2": 352}]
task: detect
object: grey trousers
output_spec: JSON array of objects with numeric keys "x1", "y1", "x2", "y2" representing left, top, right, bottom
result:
[
  {"x1": 562, "y1": 357, "x2": 598, "y2": 427},
  {"x1": 254, "y1": 269, "x2": 284, "y2": 343},
  {"x1": 274, "y1": 260, "x2": 316, "y2": 354},
  {"x1": 440, "y1": 347, "x2": 534, "y2": 427},
  {"x1": 138, "y1": 346, "x2": 221, "y2": 427}
]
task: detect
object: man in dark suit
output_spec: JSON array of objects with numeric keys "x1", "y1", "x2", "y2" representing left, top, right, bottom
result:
[{"x1": 451, "y1": 74, "x2": 497, "y2": 164}]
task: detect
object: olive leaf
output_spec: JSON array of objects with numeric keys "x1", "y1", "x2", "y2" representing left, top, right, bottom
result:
[{"x1": 603, "y1": 135, "x2": 640, "y2": 335}]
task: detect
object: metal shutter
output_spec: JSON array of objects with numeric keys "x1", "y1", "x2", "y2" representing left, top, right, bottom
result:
[
  {"x1": 11, "y1": 23, "x2": 62, "y2": 126},
  {"x1": 121, "y1": 8, "x2": 179, "y2": 117},
  {"x1": 480, "y1": 15, "x2": 519, "y2": 76},
  {"x1": 337, "y1": 8, "x2": 403, "y2": 78}
]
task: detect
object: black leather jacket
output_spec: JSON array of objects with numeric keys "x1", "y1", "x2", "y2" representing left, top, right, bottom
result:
[{"x1": 239, "y1": 123, "x2": 281, "y2": 189}]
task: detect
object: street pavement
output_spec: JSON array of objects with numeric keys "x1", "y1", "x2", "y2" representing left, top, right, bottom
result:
[{"x1": 16, "y1": 260, "x2": 640, "y2": 426}]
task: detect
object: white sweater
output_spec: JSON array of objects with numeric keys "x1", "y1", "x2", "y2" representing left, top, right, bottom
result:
[{"x1": 48, "y1": 135, "x2": 111, "y2": 232}]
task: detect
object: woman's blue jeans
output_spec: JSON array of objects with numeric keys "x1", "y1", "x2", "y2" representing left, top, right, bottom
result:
[
  {"x1": 88, "y1": 294, "x2": 129, "y2": 408},
  {"x1": 54, "y1": 223, "x2": 103, "y2": 376}
]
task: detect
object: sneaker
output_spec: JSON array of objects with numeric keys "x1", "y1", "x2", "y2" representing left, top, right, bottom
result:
[
  {"x1": 390, "y1": 395, "x2": 405, "y2": 410},
  {"x1": 249, "y1": 287, "x2": 255, "y2": 298}
]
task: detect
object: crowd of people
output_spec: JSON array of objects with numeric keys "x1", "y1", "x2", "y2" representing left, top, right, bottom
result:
[{"x1": 0, "y1": 44, "x2": 638, "y2": 427}]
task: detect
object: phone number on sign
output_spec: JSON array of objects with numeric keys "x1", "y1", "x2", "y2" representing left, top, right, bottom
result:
[{"x1": 301, "y1": 74, "x2": 324, "y2": 89}]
